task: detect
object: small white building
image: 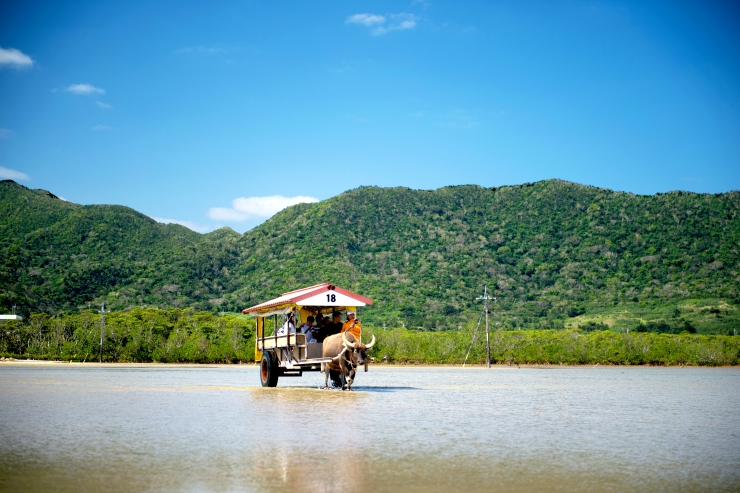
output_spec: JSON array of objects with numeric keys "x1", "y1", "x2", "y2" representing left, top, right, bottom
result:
[{"x1": 0, "y1": 315, "x2": 23, "y2": 321}]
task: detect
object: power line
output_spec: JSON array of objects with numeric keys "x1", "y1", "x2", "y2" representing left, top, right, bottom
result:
[{"x1": 462, "y1": 310, "x2": 484, "y2": 368}]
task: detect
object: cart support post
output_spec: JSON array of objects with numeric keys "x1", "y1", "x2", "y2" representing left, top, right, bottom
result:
[{"x1": 255, "y1": 316, "x2": 263, "y2": 362}]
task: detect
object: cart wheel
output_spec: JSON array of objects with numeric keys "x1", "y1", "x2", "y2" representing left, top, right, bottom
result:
[
  {"x1": 329, "y1": 370, "x2": 343, "y2": 388},
  {"x1": 260, "y1": 351, "x2": 279, "y2": 387}
]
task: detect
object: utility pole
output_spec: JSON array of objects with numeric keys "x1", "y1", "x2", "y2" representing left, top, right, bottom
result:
[
  {"x1": 476, "y1": 285, "x2": 495, "y2": 368},
  {"x1": 99, "y1": 302, "x2": 106, "y2": 363}
]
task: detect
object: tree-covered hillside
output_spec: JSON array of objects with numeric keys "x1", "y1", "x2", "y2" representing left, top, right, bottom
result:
[
  {"x1": 230, "y1": 181, "x2": 740, "y2": 332},
  {"x1": 0, "y1": 180, "x2": 241, "y2": 314},
  {"x1": 2, "y1": 179, "x2": 738, "y2": 334}
]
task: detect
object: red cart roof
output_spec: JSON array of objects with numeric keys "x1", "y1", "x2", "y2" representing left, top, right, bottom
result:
[{"x1": 242, "y1": 283, "x2": 373, "y2": 316}]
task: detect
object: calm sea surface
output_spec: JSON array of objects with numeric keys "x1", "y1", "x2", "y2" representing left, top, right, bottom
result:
[{"x1": 0, "y1": 363, "x2": 738, "y2": 492}]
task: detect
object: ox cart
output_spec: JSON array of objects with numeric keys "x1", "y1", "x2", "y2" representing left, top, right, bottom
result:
[{"x1": 242, "y1": 283, "x2": 374, "y2": 387}]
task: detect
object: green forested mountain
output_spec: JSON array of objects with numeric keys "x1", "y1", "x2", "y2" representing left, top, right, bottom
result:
[
  {"x1": 2, "y1": 179, "x2": 739, "y2": 333},
  {"x1": 0, "y1": 180, "x2": 241, "y2": 314}
]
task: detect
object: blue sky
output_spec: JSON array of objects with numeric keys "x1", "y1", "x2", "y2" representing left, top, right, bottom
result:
[{"x1": 1, "y1": 0, "x2": 739, "y2": 233}]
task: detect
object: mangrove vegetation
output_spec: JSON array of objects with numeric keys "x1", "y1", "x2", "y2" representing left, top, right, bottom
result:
[{"x1": 1, "y1": 309, "x2": 737, "y2": 366}]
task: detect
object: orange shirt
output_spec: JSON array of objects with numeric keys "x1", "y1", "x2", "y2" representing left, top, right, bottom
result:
[{"x1": 341, "y1": 318, "x2": 362, "y2": 340}]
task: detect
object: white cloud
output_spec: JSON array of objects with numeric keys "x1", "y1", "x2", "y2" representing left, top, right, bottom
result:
[
  {"x1": 95, "y1": 101, "x2": 112, "y2": 109},
  {"x1": 233, "y1": 195, "x2": 320, "y2": 216},
  {"x1": 207, "y1": 207, "x2": 248, "y2": 222},
  {"x1": 346, "y1": 13, "x2": 386, "y2": 26},
  {"x1": 66, "y1": 84, "x2": 105, "y2": 95},
  {"x1": 208, "y1": 195, "x2": 319, "y2": 222},
  {"x1": 0, "y1": 128, "x2": 14, "y2": 139},
  {"x1": 92, "y1": 125, "x2": 112, "y2": 131},
  {"x1": 0, "y1": 166, "x2": 30, "y2": 181},
  {"x1": 0, "y1": 47, "x2": 33, "y2": 68},
  {"x1": 347, "y1": 13, "x2": 418, "y2": 35},
  {"x1": 152, "y1": 217, "x2": 213, "y2": 233}
]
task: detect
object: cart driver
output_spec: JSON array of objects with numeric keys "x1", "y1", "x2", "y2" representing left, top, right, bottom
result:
[{"x1": 341, "y1": 311, "x2": 362, "y2": 340}]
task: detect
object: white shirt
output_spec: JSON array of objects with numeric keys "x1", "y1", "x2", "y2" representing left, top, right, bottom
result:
[
  {"x1": 277, "y1": 320, "x2": 295, "y2": 335},
  {"x1": 299, "y1": 323, "x2": 315, "y2": 342}
]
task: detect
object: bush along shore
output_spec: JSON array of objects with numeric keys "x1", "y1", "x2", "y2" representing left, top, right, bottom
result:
[
  {"x1": 0, "y1": 309, "x2": 256, "y2": 363},
  {"x1": 362, "y1": 327, "x2": 739, "y2": 366},
  {"x1": 0, "y1": 309, "x2": 738, "y2": 366}
]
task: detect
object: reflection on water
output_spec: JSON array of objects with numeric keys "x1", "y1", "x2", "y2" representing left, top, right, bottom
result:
[{"x1": 0, "y1": 363, "x2": 738, "y2": 492}]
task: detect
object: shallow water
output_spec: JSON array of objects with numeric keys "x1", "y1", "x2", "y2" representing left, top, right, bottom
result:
[{"x1": 0, "y1": 363, "x2": 738, "y2": 492}]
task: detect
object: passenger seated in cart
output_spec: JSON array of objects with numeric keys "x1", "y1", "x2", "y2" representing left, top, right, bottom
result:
[
  {"x1": 313, "y1": 313, "x2": 323, "y2": 342},
  {"x1": 341, "y1": 311, "x2": 362, "y2": 339},
  {"x1": 325, "y1": 312, "x2": 343, "y2": 338},
  {"x1": 312, "y1": 315, "x2": 325, "y2": 342},
  {"x1": 276, "y1": 312, "x2": 296, "y2": 335},
  {"x1": 299, "y1": 316, "x2": 316, "y2": 343}
]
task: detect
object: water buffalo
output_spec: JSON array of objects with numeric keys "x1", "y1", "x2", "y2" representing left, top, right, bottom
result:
[{"x1": 321, "y1": 331, "x2": 375, "y2": 390}]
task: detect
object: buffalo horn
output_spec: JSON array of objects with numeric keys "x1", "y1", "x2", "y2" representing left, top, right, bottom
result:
[
  {"x1": 342, "y1": 331, "x2": 356, "y2": 349},
  {"x1": 364, "y1": 334, "x2": 376, "y2": 349}
]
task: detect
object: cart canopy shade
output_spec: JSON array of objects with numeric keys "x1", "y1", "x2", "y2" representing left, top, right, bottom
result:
[{"x1": 242, "y1": 283, "x2": 373, "y2": 316}]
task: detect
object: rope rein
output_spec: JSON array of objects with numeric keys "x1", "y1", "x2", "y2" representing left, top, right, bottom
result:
[{"x1": 330, "y1": 346, "x2": 347, "y2": 362}]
